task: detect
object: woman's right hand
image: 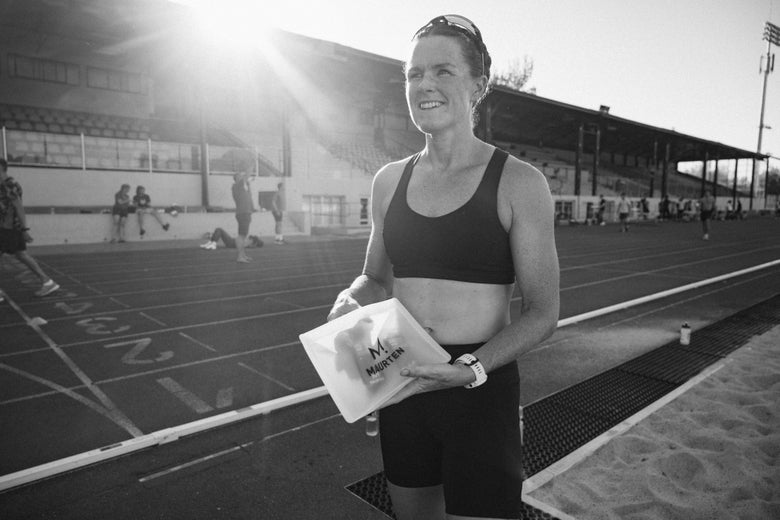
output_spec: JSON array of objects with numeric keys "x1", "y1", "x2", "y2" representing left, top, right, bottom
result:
[{"x1": 327, "y1": 291, "x2": 361, "y2": 321}]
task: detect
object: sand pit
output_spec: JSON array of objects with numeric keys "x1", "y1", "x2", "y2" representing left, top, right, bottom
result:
[{"x1": 526, "y1": 326, "x2": 780, "y2": 520}]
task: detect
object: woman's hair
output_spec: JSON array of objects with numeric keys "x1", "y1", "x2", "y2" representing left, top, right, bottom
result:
[
  {"x1": 121, "y1": 183, "x2": 131, "y2": 190},
  {"x1": 136, "y1": 185, "x2": 145, "y2": 193},
  {"x1": 410, "y1": 17, "x2": 493, "y2": 121}
]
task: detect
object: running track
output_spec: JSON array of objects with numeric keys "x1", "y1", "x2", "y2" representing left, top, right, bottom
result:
[{"x1": 1, "y1": 218, "x2": 779, "y2": 502}]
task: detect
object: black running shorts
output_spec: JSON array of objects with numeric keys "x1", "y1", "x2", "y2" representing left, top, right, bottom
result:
[
  {"x1": 0, "y1": 228, "x2": 26, "y2": 254},
  {"x1": 379, "y1": 343, "x2": 524, "y2": 518},
  {"x1": 235, "y1": 213, "x2": 252, "y2": 237}
]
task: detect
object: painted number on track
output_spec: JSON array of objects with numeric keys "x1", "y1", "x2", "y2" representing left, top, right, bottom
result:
[
  {"x1": 75, "y1": 317, "x2": 130, "y2": 335},
  {"x1": 55, "y1": 301, "x2": 94, "y2": 315},
  {"x1": 104, "y1": 338, "x2": 173, "y2": 365}
]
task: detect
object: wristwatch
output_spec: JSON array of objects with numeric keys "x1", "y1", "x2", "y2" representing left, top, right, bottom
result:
[{"x1": 454, "y1": 353, "x2": 487, "y2": 389}]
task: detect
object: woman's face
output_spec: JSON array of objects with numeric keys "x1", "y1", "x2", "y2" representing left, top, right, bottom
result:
[{"x1": 405, "y1": 35, "x2": 483, "y2": 135}]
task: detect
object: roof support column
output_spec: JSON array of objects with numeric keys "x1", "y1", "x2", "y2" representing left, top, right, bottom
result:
[
  {"x1": 661, "y1": 142, "x2": 669, "y2": 198},
  {"x1": 700, "y1": 152, "x2": 709, "y2": 198},
  {"x1": 712, "y1": 158, "x2": 719, "y2": 199},
  {"x1": 732, "y1": 159, "x2": 739, "y2": 205},
  {"x1": 575, "y1": 124, "x2": 583, "y2": 196},
  {"x1": 750, "y1": 158, "x2": 757, "y2": 210},
  {"x1": 591, "y1": 126, "x2": 600, "y2": 196},
  {"x1": 650, "y1": 141, "x2": 658, "y2": 198}
]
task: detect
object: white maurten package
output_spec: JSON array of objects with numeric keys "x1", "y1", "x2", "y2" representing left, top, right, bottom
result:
[{"x1": 299, "y1": 298, "x2": 451, "y2": 423}]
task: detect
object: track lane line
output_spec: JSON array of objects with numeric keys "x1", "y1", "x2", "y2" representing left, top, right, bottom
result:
[
  {"x1": 1, "y1": 293, "x2": 143, "y2": 438},
  {"x1": 2, "y1": 259, "x2": 778, "y2": 492}
]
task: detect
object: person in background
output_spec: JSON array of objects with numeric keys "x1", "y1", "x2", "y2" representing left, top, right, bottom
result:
[
  {"x1": 597, "y1": 194, "x2": 606, "y2": 226},
  {"x1": 700, "y1": 189, "x2": 715, "y2": 240},
  {"x1": 111, "y1": 183, "x2": 131, "y2": 243},
  {"x1": 271, "y1": 182, "x2": 286, "y2": 244},
  {"x1": 232, "y1": 170, "x2": 255, "y2": 263},
  {"x1": 200, "y1": 227, "x2": 263, "y2": 250},
  {"x1": 327, "y1": 15, "x2": 559, "y2": 519},
  {"x1": 725, "y1": 199, "x2": 734, "y2": 220},
  {"x1": 0, "y1": 158, "x2": 60, "y2": 298},
  {"x1": 133, "y1": 186, "x2": 170, "y2": 236},
  {"x1": 616, "y1": 192, "x2": 631, "y2": 232}
]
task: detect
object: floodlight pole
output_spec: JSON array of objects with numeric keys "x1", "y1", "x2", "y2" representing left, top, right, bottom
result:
[{"x1": 753, "y1": 22, "x2": 777, "y2": 209}]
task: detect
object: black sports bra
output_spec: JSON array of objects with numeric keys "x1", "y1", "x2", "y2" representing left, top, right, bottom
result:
[{"x1": 383, "y1": 148, "x2": 515, "y2": 285}]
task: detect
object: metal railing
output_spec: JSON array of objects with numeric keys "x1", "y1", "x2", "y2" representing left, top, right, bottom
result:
[{"x1": 0, "y1": 127, "x2": 279, "y2": 176}]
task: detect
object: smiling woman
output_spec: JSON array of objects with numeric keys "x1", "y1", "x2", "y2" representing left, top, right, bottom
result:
[{"x1": 327, "y1": 13, "x2": 560, "y2": 520}]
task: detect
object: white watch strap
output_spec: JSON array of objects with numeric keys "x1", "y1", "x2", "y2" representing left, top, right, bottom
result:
[{"x1": 455, "y1": 353, "x2": 488, "y2": 388}]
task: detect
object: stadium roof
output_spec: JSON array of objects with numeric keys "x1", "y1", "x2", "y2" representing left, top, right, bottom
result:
[
  {"x1": 1, "y1": 0, "x2": 766, "y2": 166},
  {"x1": 485, "y1": 85, "x2": 765, "y2": 164},
  {"x1": 285, "y1": 34, "x2": 765, "y2": 165}
]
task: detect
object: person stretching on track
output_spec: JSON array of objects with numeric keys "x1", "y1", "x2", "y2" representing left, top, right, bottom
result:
[
  {"x1": 0, "y1": 158, "x2": 60, "y2": 299},
  {"x1": 200, "y1": 228, "x2": 263, "y2": 250}
]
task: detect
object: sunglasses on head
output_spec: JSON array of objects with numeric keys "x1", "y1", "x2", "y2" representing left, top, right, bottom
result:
[{"x1": 413, "y1": 15, "x2": 486, "y2": 76}]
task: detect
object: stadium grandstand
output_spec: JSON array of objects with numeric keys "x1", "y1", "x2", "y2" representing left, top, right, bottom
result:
[{"x1": 0, "y1": 0, "x2": 772, "y2": 245}]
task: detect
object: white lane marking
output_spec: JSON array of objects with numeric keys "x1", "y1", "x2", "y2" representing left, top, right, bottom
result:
[
  {"x1": 0, "y1": 387, "x2": 330, "y2": 492},
  {"x1": 0, "y1": 363, "x2": 141, "y2": 431},
  {"x1": 57, "y1": 304, "x2": 332, "y2": 349},
  {"x1": 0, "y1": 341, "x2": 301, "y2": 406},
  {"x1": 157, "y1": 377, "x2": 233, "y2": 414},
  {"x1": 555, "y1": 259, "x2": 780, "y2": 326},
  {"x1": 109, "y1": 297, "x2": 131, "y2": 309},
  {"x1": 137, "y1": 413, "x2": 341, "y2": 483},
  {"x1": 2, "y1": 293, "x2": 142, "y2": 437},
  {"x1": 238, "y1": 362, "x2": 296, "y2": 391},
  {"x1": 139, "y1": 312, "x2": 167, "y2": 327},
  {"x1": 179, "y1": 332, "x2": 217, "y2": 352}
]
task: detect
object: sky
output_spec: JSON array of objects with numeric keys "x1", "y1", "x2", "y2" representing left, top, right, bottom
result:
[{"x1": 179, "y1": 0, "x2": 780, "y2": 158}]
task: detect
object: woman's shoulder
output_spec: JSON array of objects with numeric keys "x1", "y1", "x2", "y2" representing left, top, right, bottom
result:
[
  {"x1": 498, "y1": 150, "x2": 549, "y2": 195},
  {"x1": 373, "y1": 154, "x2": 417, "y2": 189}
]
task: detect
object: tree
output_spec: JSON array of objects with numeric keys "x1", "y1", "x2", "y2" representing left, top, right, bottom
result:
[{"x1": 491, "y1": 55, "x2": 536, "y2": 94}]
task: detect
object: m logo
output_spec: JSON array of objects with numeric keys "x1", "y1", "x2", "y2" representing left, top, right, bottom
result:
[{"x1": 368, "y1": 338, "x2": 389, "y2": 360}]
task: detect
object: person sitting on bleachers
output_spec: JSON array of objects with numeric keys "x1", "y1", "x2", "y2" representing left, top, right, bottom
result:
[{"x1": 133, "y1": 186, "x2": 170, "y2": 236}]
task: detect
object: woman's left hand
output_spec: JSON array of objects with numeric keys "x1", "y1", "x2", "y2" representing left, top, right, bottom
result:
[{"x1": 381, "y1": 362, "x2": 475, "y2": 407}]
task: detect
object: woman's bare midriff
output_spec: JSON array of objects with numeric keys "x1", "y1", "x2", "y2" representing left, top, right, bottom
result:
[{"x1": 393, "y1": 277, "x2": 514, "y2": 345}]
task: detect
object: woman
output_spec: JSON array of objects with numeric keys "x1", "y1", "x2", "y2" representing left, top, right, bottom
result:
[
  {"x1": 327, "y1": 15, "x2": 560, "y2": 520},
  {"x1": 231, "y1": 171, "x2": 254, "y2": 263},
  {"x1": 111, "y1": 184, "x2": 131, "y2": 243},
  {"x1": 133, "y1": 185, "x2": 170, "y2": 236}
]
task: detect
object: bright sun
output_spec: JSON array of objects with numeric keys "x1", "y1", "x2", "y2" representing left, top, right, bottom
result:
[{"x1": 183, "y1": 0, "x2": 273, "y2": 53}]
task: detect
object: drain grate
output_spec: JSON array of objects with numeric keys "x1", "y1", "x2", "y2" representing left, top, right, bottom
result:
[
  {"x1": 548, "y1": 369, "x2": 675, "y2": 424},
  {"x1": 346, "y1": 471, "x2": 560, "y2": 519},
  {"x1": 346, "y1": 472, "x2": 396, "y2": 519},
  {"x1": 522, "y1": 401, "x2": 611, "y2": 477},
  {"x1": 345, "y1": 294, "x2": 780, "y2": 519},
  {"x1": 618, "y1": 345, "x2": 720, "y2": 384}
]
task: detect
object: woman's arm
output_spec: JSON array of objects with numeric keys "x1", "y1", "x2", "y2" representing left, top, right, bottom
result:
[
  {"x1": 471, "y1": 161, "x2": 560, "y2": 371},
  {"x1": 327, "y1": 165, "x2": 397, "y2": 321}
]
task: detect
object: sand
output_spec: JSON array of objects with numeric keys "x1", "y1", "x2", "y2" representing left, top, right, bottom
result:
[{"x1": 527, "y1": 326, "x2": 780, "y2": 520}]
